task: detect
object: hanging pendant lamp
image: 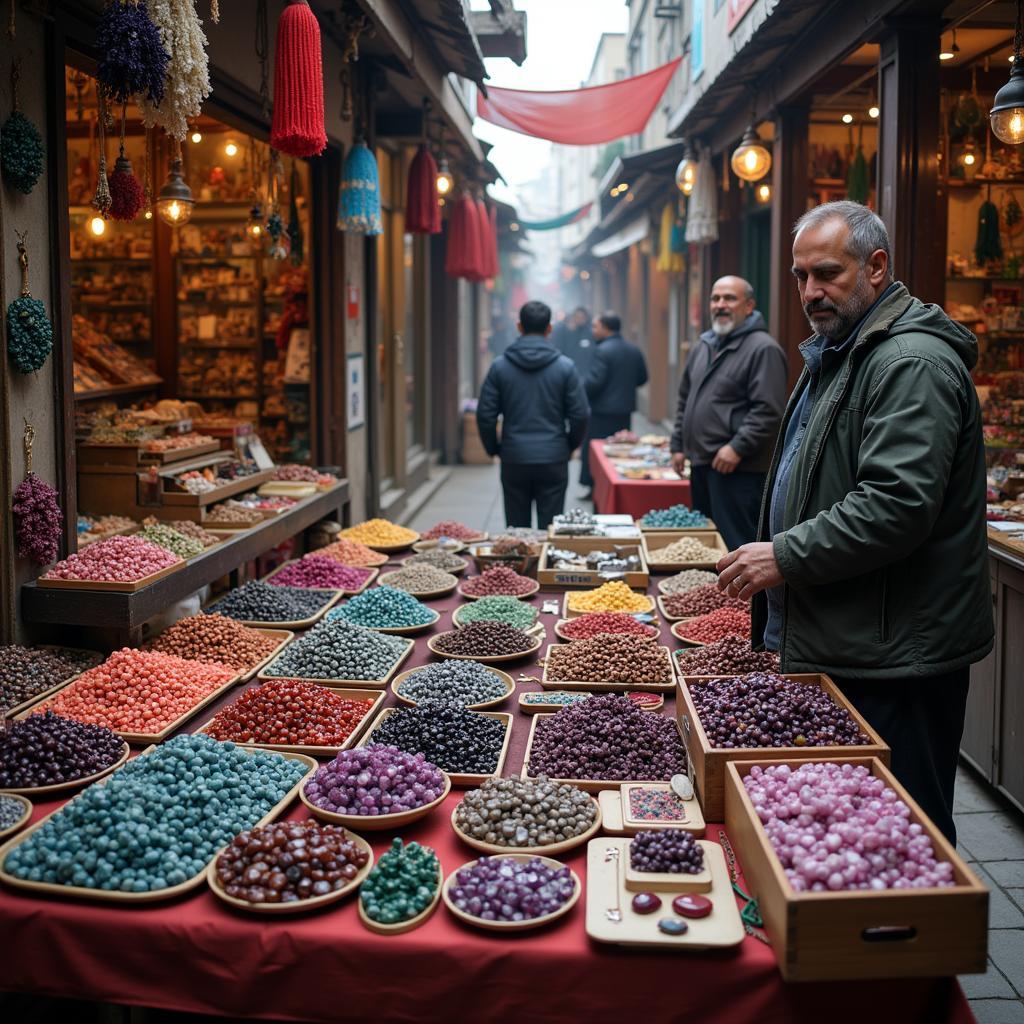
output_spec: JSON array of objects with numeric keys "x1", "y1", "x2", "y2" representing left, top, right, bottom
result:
[
  {"x1": 674, "y1": 140, "x2": 697, "y2": 196},
  {"x1": 991, "y1": 0, "x2": 1024, "y2": 145},
  {"x1": 337, "y1": 141, "x2": 382, "y2": 235},
  {"x1": 407, "y1": 143, "x2": 442, "y2": 234},
  {"x1": 271, "y1": 0, "x2": 327, "y2": 157},
  {"x1": 156, "y1": 156, "x2": 194, "y2": 226},
  {"x1": 731, "y1": 124, "x2": 772, "y2": 182}
]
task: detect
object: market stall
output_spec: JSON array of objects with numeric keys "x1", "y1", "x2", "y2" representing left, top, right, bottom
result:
[{"x1": 590, "y1": 440, "x2": 692, "y2": 518}]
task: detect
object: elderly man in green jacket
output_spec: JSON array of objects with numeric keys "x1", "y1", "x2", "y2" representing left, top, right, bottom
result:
[{"x1": 718, "y1": 201, "x2": 993, "y2": 843}]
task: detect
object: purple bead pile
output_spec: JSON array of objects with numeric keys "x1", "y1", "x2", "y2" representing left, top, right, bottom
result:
[
  {"x1": 303, "y1": 744, "x2": 446, "y2": 817},
  {"x1": 448, "y1": 856, "x2": 576, "y2": 923},
  {"x1": 527, "y1": 694, "x2": 686, "y2": 782},
  {"x1": 268, "y1": 557, "x2": 373, "y2": 590},
  {"x1": 744, "y1": 762, "x2": 957, "y2": 892},
  {"x1": 0, "y1": 712, "x2": 124, "y2": 789},
  {"x1": 629, "y1": 829, "x2": 704, "y2": 874}
]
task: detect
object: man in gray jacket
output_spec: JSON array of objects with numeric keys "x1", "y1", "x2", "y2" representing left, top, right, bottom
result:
[{"x1": 670, "y1": 277, "x2": 787, "y2": 549}]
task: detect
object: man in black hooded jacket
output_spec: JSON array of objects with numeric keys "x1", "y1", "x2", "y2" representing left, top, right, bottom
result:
[{"x1": 477, "y1": 300, "x2": 591, "y2": 527}]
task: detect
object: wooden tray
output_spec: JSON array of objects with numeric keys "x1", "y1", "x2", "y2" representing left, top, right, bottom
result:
[
  {"x1": 0, "y1": 742, "x2": 130, "y2": 796},
  {"x1": 450, "y1": 798, "x2": 602, "y2": 857},
  {"x1": 0, "y1": 747, "x2": 317, "y2": 904},
  {"x1": 426, "y1": 632, "x2": 542, "y2": 664},
  {"x1": 724, "y1": 757, "x2": 988, "y2": 981},
  {"x1": 391, "y1": 666, "x2": 515, "y2": 710},
  {"x1": 517, "y1": 691, "x2": 594, "y2": 714},
  {"x1": 642, "y1": 531, "x2": 728, "y2": 573},
  {"x1": 0, "y1": 794, "x2": 32, "y2": 841},
  {"x1": 258, "y1": 636, "x2": 415, "y2": 691},
  {"x1": 162, "y1": 468, "x2": 275, "y2": 507},
  {"x1": 676, "y1": 673, "x2": 891, "y2": 821},
  {"x1": 452, "y1": 603, "x2": 538, "y2": 629},
  {"x1": 537, "y1": 539, "x2": 649, "y2": 590},
  {"x1": 205, "y1": 588, "x2": 343, "y2": 630},
  {"x1": 111, "y1": 673, "x2": 243, "y2": 745},
  {"x1": 585, "y1": 838, "x2": 744, "y2": 950},
  {"x1": 635, "y1": 519, "x2": 717, "y2": 534},
  {"x1": 376, "y1": 569, "x2": 458, "y2": 598},
  {"x1": 443, "y1": 854, "x2": 581, "y2": 931},
  {"x1": 552, "y1": 617, "x2": 658, "y2": 642},
  {"x1": 300, "y1": 774, "x2": 452, "y2": 830},
  {"x1": 140, "y1": 439, "x2": 222, "y2": 464},
  {"x1": 541, "y1": 644, "x2": 676, "y2": 693},
  {"x1": 457, "y1": 578, "x2": 540, "y2": 601},
  {"x1": 205, "y1": 828, "x2": 374, "y2": 915},
  {"x1": 624, "y1": 851, "x2": 713, "y2": 893},
  {"x1": 561, "y1": 590, "x2": 655, "y2": 619},
  {"x1": 2, "y1": 647, "x2": 105, "y2": 719},
  {"x1": 521, "y1": 713, "x2": 686, "y2": 793},
  {"x1": 656, "y1": 573, "x2": 719, "y2": 597},
  {"x1": 598, "y1": 783, "x2": 706, "y2": 836},
  {"x1": 342, "y1": 531, "x2": 420, "y2": 553},
  {"x1": 195, "y1": 687, "x2": 386, "y2": 757},
  {"x1": 359, "y1": 865, "x2": 442, "y2": 934},
  {"x1": 36, "y1": 558, "x2": 184, "y2": 592},
  {"x1": 262, "y1": 561, "x2": 379, "y2": 596},
  {"x1": 355, "y1": 709, "x2": 513, "y2": 787}
]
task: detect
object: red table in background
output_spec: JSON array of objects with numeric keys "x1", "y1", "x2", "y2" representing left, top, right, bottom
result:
[{"x1": 589, "y1": 440, "x2": 692, "y2": 518}]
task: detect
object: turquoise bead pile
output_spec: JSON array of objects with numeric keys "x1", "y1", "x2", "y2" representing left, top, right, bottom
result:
[
  {"x1": 2, "y1": 734, "x2": 307, "y2": 893},
  {"x1": 327, "y1": 586, "x2": 434, "y2": 629},
  {"x1": 455, "y1": 596, "x2": 537, "y2": 630},
  {"x1": 360, "y1": 837, "x2": 440, "y2": 925},
  {"x1": 640, "y1": 504, "x2": 709, "y2": 528}
]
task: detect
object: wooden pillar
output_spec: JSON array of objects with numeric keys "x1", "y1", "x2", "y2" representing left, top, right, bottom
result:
[
  {"x1": 769, "y1": 104, "x2": 810, "y2": 385},
  {"x1": 715, "y1": 165, "x2": 743, "y2": 281},
  {"x1": 877, "y1": 21, "x2": 944, "y2": 304}
]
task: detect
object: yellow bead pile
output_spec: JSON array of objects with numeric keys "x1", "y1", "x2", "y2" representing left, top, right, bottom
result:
[
  {"x1": 566, "y1": 580, "x2": 654, "y2": 614},
  {"x1": 339, "y1": 518, "x2": 419, "y2": 547}
]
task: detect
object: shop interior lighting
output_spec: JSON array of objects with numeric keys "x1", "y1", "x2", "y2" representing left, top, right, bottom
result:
[
  {"x1": 88, "y1": 215, "x2": 106, "y2": 236},
  {"x1": 992, "y1": 1, "x2": 1024, "y2": 145},
  {"x1": 156, "y1": 158, "x2": 195, "y2": 226},
  {"x1": 435, "y1": 154, "x2": 453, "y2": 196},
  {"x1": 675, "y1": 141, "x2": 698, "y2": 196},
  {"x1": 224, "y1": 140, "x2": 239, "y2": 157},
  {"x1": 580, "y1": 270, "x2": 591, "y2": 280},
  {"x1": 731, "y1": 124, "x2": 772, "y2": 182},
  {"x1": 940, "y1": 30, "x2": 959, "y2": 61},
  {"x1": 842, "y1": 113, "x2": 854, "y2": 124},
  {"x1": 869, "y1": 105, "x2": 880, "y2": 119},
  {"x1": 961, "y1": 139, "x2": 978, "y2": 166},
  {"x1": 756, "y1": 183, "x2": 772, "y2": 203},
  {"x1": 190, "y1": 131, "x2": 202, "y2": 144},
  {"x1": 509, "y1": 221, "x2": 519, "y2": 231}
]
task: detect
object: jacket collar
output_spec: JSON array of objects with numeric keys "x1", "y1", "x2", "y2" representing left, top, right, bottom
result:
[
  {"x1": 699, "y1": 309, "x2": 767, "y2": 352},
  {"x1": 797, "y1": 282, "x2": 913, "y2": 359}
]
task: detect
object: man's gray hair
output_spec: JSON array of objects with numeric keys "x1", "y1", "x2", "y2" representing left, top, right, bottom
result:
[{"x1": 793, "y1": 201, "x2": 893, "y2": 278}]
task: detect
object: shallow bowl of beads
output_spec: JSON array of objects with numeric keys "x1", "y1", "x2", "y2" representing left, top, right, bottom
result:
[
  {"x1": 300, "y1": 771, "x2": 452, "y2": 830},
  {"x1": 391, "y1": 666, "x2": 515, "y2": 710},
  {"x1": 449, "y1": 796, "x2": 602, "y2": 857}
]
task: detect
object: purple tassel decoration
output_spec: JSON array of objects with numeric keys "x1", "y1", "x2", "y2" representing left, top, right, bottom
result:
[
  {"x1": 96, "y1": 0, "x2": 169, "y2": 106},
  {"x1": 12, "y1": 421, "x2": 62, "y2": 566}
]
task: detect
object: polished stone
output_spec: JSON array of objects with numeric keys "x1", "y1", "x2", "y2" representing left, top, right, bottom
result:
[
  {"x1": 658, "y1": 917, "x2": 689, "y2": 936},
  {"x1": 631, "y1": 892, "x2": 662, "y2": 915},
  {"x1": 673, "y1": 893, "x2": 713, "y2": 919}
]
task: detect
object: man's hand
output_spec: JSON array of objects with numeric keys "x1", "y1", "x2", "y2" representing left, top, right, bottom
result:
[
  {"x1": 717, "y1": 543, "x2": 783, "y2": 601},
  {"x1": 711, "y1": 444, "x2": 742, "y2": 475},
  {"x1": 671, "y1": 452, "x2": 687, "y2": 476}
]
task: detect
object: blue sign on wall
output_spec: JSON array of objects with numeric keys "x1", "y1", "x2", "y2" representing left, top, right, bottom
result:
[{"x1": 691, "y1": 0, "x2": 705, "y2": 82}]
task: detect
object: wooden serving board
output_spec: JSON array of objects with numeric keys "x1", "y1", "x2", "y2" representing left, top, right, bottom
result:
[
  {"x1": 585, "y1": 838, "x2": 744, "y2": 949},
  {"x1": 195, "y1": 687, "x2": 386, "y2": 757},
  {"x1": 258, "y1": 637, "x2": 415, "y2": 691},
  {"x1": 391, "y1": 666, "x2": 514, "y2": 709},
  {"x1": 354, "y1": 709, "x2": 513, "y2": 787},
  {"x1": 597, "y1": 784, "x2": 706, "y2": 837},
  {"x1": 0, "y1": 743, "x2": 130, "y2": 796},
  {"x1": 300, "y1": 775, "x2": 452, "y2": 831},
  {"x1": 540, "y1": 644, "x2": 677, "y2": 693},
  {"x1": 561, "y1": 589, "x2": 655, "y2": 619},
  {"x1": 36, "y1": 558, "x2": 184, "y2": 592},
  {"x1": 261, "y1": 561, "x2": 379, "y2": 596},
  {"x1": 449, "y1": 799, "x2": 602, "y2": 857},
  {"x1": 204, "y1": 588, "x2": 343, "y2": 630},
  {"x1": 0, "y1": 747, "x2": 317, "y2": 904}
]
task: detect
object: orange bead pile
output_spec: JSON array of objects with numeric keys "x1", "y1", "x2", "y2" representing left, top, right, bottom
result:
[
  {"x1": 37, "y1": 648, "x2": 235, "y2": 735},
  {"x1": 315, "y1": 538, "x2": 388, "y2": 567},
  {"x1": 203, "y1": 679, "x2": 374, "y2": 747}
]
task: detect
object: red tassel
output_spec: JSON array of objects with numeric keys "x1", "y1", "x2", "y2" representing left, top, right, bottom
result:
[
  {"x1": 488, "y1": 204, "x2": 501, "y2": 279},
  {"x1": 472, "y1": 197, "x2": 492, "y2": 282},
  {"x1": 271, "y1": 0, "x2": 327, "y2": 157},
  {"x1": 406, "y1": 144, "x2": 441, "y2": 234},
  {"x1": 445, "y1": 194, "x2": 484, "y2": 280}
]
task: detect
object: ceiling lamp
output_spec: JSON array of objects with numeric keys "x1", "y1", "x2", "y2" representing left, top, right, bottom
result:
[
  {"x1": 435, "y1": 154, "x2": 453, "y2": 196},
  {"x1": 992, "y1": 4, "x2": 1024, "y2": 145},
  {"x1": 156, "y1": 158, "x2": 194, "y2": 226},
  {"x1": 675, "y1": 141, "x2": 697, "y2": 195},
  {"x1": 224, "y1": 140, "x2": 239, "y2": 157},
  {"x1": 756, "y1": 183, "x2": 771, "y2": 204},
  {"x1": 190, "y1": 131, "x2": 202, "y2": 144},
  {"x1": 869, "y1": 105, "x2": 880, "y2": 119},
  {"x1": 88, "y1": 215, "x2": 106, "y2": 237},
  {"x1": 731, "y1": 124, "x2": 771, "y2": 182},
  {"x1": 960, "y1": 138, "x2": 978, "y2": 167}
]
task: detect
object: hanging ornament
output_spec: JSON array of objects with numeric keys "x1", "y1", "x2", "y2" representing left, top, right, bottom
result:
[
  {"x1": 407, "y1": 142, "x2": 442, "y2": 234},
  {"x1": 96, "y1": 0, "x2": 169, "y2": 107},
  {"x1": 976, "y1": 186, "x2": 1003, "y2": 266},
  {"x1": 445, "y1": 192, "x2": 483, "y2": 280},
  {"x1": 337, "y1": 141, "x2": 382, "y2": 235},
  {"x1": 270, "y1": 0, "x2": 326, "y2": 157},
  {"x1": 138, "y1": 0, "x2": 211, "y2": 142},
  {"x1": 210, "y1": 0, "x2": 219, "y2": 23},
  {"x1": 12, "y1": 419, "x2": 63, "y2": 567},
  {"x1": 108, "y1": 105, "x2": 145, "y2": 221},
  {"x1": 267, "y1": 210, "x2": 289, "y2": 261},
  {"x1": 287, "y1": 159, "x2": 304, "y2": 265},
  {"x1": 338, "y1": 13, "x2": 369, "y2": 124},
  {"x1": 1, "y1": 61, "x2": 45, "y2": 195},
  {"x1": 6, "y1": 231, "x2": 53, "y2": 374},
  {"x1": 91, "y1": 84, "x2": 112, "y2": 216}
]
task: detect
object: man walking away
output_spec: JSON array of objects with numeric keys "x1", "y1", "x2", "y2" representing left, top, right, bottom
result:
[
  {"x1": 670, "y1": 276, "x2": 787, "y2": 549},
  {"x1": 553, "y1": 307, "x2": 594, "y2": 379},
  {"x1": 476, "y1": 300, "x2": 590, "y2": 528},
  {"x1": 579, "y1": 312, "x2": 649, "y2": 495}
]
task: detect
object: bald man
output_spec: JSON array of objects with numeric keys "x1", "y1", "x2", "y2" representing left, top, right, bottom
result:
[{"x1": 669, "y1": 276, "x2": 787, "y2": 549}]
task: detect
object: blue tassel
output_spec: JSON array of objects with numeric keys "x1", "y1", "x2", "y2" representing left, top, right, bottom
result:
[{"x1": 337, "y1": 142, "x2": 382, "y2": 236}]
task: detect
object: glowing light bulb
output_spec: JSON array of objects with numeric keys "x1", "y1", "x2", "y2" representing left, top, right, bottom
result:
[
  {"x1": 224, "y1": 141, "x2": 238, "y2": 157},
  {"x1": 842, "y1": 113, "x2": 854, "y2": 124},
  {"x1": 191, "y1": 131, "x2": 202, "y2": 144},
  {"x1": 963, "y1": 151, "x2": 976, "y2": 166},
  {"x1": 869, "y1": 106, "x2": 880, "y2": 119},
  {"x1": 88, "y1": 216, "x2": 106, "y2": 236},
  {"x1": 757, "y1": 183, "x2": 771, "y2": 203},
  {"x1": 144, "y1": 209, "x2": 153, "y2": 220}
]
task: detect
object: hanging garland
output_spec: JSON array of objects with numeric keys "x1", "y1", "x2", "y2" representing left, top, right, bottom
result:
[
  {"x1": 96, "y1": 0, "x2": 169, "y2": 107},
  {"x1": 108, "y1": 104, "x2": 145, "y2": 221},
  {"x1": 337, "y1": 141, "x2": 382, "y2": 235},
  {"x1": 6, "y1": 230, "x2": 53, "y2": 374},
  {"x1": 138, "y1": 0, "x2": 211, "y2": 141},
  {"x1": 12, "y1": 420, "x2": 62, "y2": 567},
  {"x1": 0, "y1": 60, "x2": 44, "y2": 195}
]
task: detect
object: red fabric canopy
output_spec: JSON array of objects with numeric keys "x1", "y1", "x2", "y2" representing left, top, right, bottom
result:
[{"x1": 476, "y1": 59, "x2": 682, "y2": 145}]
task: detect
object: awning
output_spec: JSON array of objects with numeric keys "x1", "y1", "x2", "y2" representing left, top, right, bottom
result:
[
  {"x1": 591, "y1": 216, "x2": 650, "y2": 259},
  {"x1": 405, "y1": 0, "x2": 490, "y2": 89}
]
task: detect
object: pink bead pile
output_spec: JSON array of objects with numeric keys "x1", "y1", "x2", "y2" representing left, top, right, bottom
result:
[
  {"x1": 743, "y1": 762, "x2": 957, "y2": 892},
  {"x1": 268, "y1": 556, "x2": 373, "y2": 590},
  {"x1": 41, "y1": 535, "x2": 180, "y2": 583},
  {"x1": 421, "y1": 520, "x2": 482, "y2": 541}
]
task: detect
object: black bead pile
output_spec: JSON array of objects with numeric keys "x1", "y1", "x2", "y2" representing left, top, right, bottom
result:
[
  {"x1": 205, "y1": 581, "x2": 331, "y2": 623},
  {"x1": 629, "y1": 829, "x2": 705, "y2": 874},
  {"x1": 0, "y1": 712, "x2": 124, "y2": 789},
  {"x1": 688, "y1": 671, "x2": 870, "y2": 749},
  {"x1": 371, "y1": 704, "x2": 506, "y2": 774},
  {"x1": 433, "y1": 621, "x2": 535, "y2": 657},
  {"x1": 0, "y1": 645, "x2": 99, "y2": 715}
]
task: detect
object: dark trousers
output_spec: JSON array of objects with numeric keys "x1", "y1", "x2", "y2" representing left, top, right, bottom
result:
[
  {"x1": 501, "y1": 461, "x2": 569, "y2": 528},
  {"x1": 689, "y1": 464, "x2": 766, "y2": 550},
  {"x1": 579, "y1": 412, "x2": 632, "y2": 488},
  {"x1": 835, "y1": 668, "x2": 969, "y2": 845}
]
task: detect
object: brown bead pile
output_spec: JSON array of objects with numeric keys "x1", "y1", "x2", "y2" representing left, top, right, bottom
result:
[
  {"x1": 433, "y1": 621, "x2": 536, "y2": 657},
  {"x1": 546, "y1": 633, "x2": 672, "y2": 685},
  {"x1": 205, "y1": 504, "x2": 263, "y2": 525},
  {"x1": 674, "y1": 635, "x2": 780, "y2": 675},
  {"x1": 146, "y1": 614, "x2": 279, "y2": 671},
  {"x1": 461, "y1": 565, "x2": 535, "y2": 597},
  {"x1": 662, "y1": 584, "x2": 747, "y2": 619}
]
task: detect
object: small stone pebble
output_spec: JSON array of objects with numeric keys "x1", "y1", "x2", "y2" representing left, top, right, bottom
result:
[
  {"x1": 268, "y1": 557, "x2": 373, "y2": 591},
  {"x1": 360, "y1": 838, "x2": 440, "y2": 925},
  {"x1": 449, "y1": 856, "x2": 576, "y2": 922},
  {"x1": 433, "y1": 621, "x2": 536, "y2": 658},
  {"x1": 558, "y1": 612, "x2": 658, "y2": 641},
  {"x1": 658, "y1": 917, "x2": 689, "y2": 936},
  {"x1": 0, "y1": 794, "x2": 26, "y2": 831},
  {"x1": 566, "y1": 581, "x2": 653, "y2": 614},
  {"x1": 205, "y1": 580, "x2": 334, "y2": 623},
  {"x1": 420, "y1": 521, "x2": 482, "y2": 541},
  {"x1": 136, "y1": 523, "x2": 206, "y2": 559},
  {"x1": 146, "y1": 613, "x2": 278, "y2": 671},
  {"x1": 461, "y1": 565, "x2": 535, "y2": 597},
  {"x1": 456, "y1": 596, "x2": 538, "y2": 630},
  {"x1": 406, "y1": 549, "x2": 469, "y2": 573},
  {"x1": 371, "y1": 704, "x2": 507, "y2": 775},
  {"x1": 673, "y1": 636, "x2": 780, "y2": 675},
  {"x1": 546, "y1": 633, "x2": 673, "y2": 686},
  {"x1": 315, "y1": 538, "x2": 389, "y2": 567},
  {"x1": 640, "y1": 505, "x2": 710, "y2": 528},
  {"x1": 662, "y1": 584, "x2": 747, "y2": 619},
  {"x1": 41, "y1": 535, "x2": 180, "y2": 583},
  {"x1": 265, "y1": 618, "x2": 407, "y2": 681},
  {"x1": 677, "y1": 608, "x2": 751, "y2": 644},
  {"x1": 659, "y1": 569, "x2": 719, "y2": 596},
  {"x1": 550, "y1": 508, "x2": 597, "y2": 535},
  {"x1": 0, "y1": 712, "x2": 125, "y2": 788},
  {"x1": 340, "y1": 519, "x2": 419, "y2": 547},
  {"x1": 0, "y1": 645, "x2": 100, "y2": 716},
  {"x1": 628, "y1": 787, "x2": 690, "y2": 822},
  {"x1": 673, "y1": 894, "x2": 713, "y2": 918},
  {"x1": 327, "y1": 586, "x2": 435, "y2": 629},
  {"x1": 630, "y1": 829, "x2": 705, "y2": 874},
  {"x1": 380, "y1": 564, "x2": 458, "y2": 594},
  {"x1": 647, "y1": 536, "x2": 721, "y2": 564},
  {"x1": 397, "y1": 661, "x2": 509, "y2": 707}
]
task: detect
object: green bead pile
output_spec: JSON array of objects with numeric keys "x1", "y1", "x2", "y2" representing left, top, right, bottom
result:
[
  {"x1": 137, "y1": 523, "x2": 205, "y2": 559},
  {"x1": 2, "y1": 734, "x2": 307, "y2": 893},
  {"x1": 326, "y1": 586, "x2": 434, "y2": 629},
  {"x1": 360, "y1": 837, "x2": 440, "y2": 925},
  {"x1": 456, "y1": 596, "x2": 537, "y2": 630}
]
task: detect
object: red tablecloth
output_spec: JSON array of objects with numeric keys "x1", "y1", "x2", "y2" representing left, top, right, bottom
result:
[
  {"x1": 589, "y1": 441, "x2": 692, "y2": 518},
  {"x1": 0, "y1": 569, "x2": 974, "y2": 1024}
]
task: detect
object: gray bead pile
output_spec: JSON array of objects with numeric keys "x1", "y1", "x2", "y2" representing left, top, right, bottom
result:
[
  {"x1": 380, "y1": 564, "x2": 457, "y2": 593},
  {"x1": 396, "y1": 661, "x2": 508, "y2": 707},
  {"x1": 406, "y1": 549, "x2": 468, "y2": 572},
  {"x1": 265, "y1": 618, "x2": 408, "y2": 680},
  {"x1": 0, "y1": 794, "x2": 26, "y2": 831}
]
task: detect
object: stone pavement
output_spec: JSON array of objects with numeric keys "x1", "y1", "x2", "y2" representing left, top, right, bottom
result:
[{"x1": 404, "y1": 457, "x2": 1024, "y2": 1024}]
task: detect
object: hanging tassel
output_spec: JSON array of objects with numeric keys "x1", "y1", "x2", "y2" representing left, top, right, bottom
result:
[
  {"x1": 1, "y1": 60, "x2": 44, "y2": 195},
  {"x1": 108, "y1": 105, "x2": 145, "y2": 221},
  {"x1": 92, "y1": 85, "x2": 112, "y2": 216},
  {"x1": 12, "y1": 419, "x2": 63, "y2": 567},
  {"x1": 406, "y1": 143, "x2": 442, "y2": 234},
  {"x1": 271, "y1": 0, "x2": 326, "y2": 157},
  {"x1": 287, "y1": 160, "x2": 304, "y2": 265},
  {"x1": 445, "y1": 193, "x2": 483, "y2": 280},
  {"x1": 210, "y1": 0, "x2": 219, "y2": 23},
  {"x1": 337, "y1": 141, "x2": 382, "y2": 235},
  {"x1": 96, "y1": 0, "x2": 168, "y2": 107},
  {"x1": 976, "y1": 187, "x2": 1003, "y2": 266},
  {"x1": 472, "y1": 195, "x2": 492, "y2": 281},
  {"x1": 6, "y1": 230, "x2": 53, "y2": 374}
]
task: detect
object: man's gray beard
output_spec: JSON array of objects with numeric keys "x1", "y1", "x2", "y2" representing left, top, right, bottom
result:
[
  {"x1": 804, "y1": 271, "x2": 875, "y2": 340},
  {"x1": 711, "y1": 317, "x2": 734, "y2": 337}
]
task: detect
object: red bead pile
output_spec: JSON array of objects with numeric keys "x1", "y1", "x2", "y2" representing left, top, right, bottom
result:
[
  {"x1": 41, "y1": 535, "x2": 180, "y2": 583},
  {"x1": 204, "y1": 679, "x2": 374, "y2": 747},
  {"x1": 662, "y1": 584, "x2": 746, "y2": 619},
  {"x1": 461, "y1": 565, "x2": 535, "y2": 597},
  {"x1": 560, "y1": 612, "x2": 658, "y2": 641},
  {"x1": 678, "y1": 608, "x2": 751, "y2": 644},
  {"x1": 420, "y1": 520, "x2": 482, "y2": 541}
]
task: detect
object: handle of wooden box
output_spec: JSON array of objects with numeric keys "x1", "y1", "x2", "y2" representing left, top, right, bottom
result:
[{"x1": 861, "y1": 925, "x2": 918, "y2": 943}]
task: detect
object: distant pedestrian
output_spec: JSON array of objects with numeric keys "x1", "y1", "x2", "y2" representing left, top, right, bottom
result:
[
  {"x1": 670, "y1": 276, "x2": 787, "y2": 549},
  {"x1": 552, "y1": 306, "x2": 594, "y2": 379},
  {"x1": 579, "y1": 312, "x2": 649, "y2": 495},
  {"x1": 476, "y1": 300, "x2": 590, "y2": 528}
]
